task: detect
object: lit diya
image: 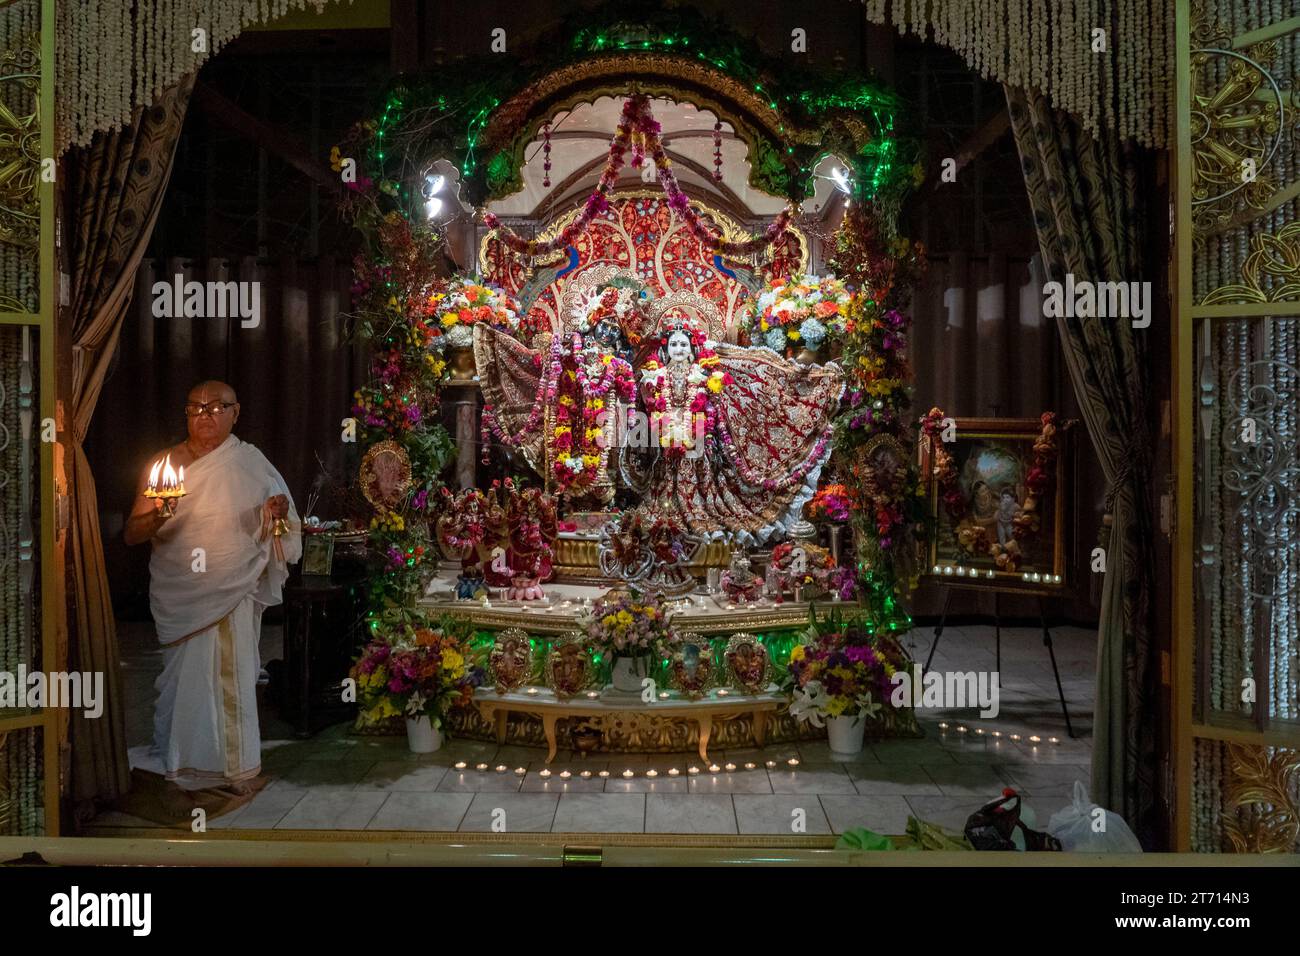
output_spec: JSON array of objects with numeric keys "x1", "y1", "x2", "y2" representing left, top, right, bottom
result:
[{"x1": 144, "y1": 454, "x2": 186, "y2": 518}]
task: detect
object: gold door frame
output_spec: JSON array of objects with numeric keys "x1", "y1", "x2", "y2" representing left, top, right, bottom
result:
[
  {"x1": 0, "y1": 0, "x2": 60, "y2": 836},
  {"x1": 1174, "y1": 0, "x2": 1300, "y2": 852}
]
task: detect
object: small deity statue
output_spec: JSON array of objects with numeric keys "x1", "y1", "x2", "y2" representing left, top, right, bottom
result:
[
  {"x1": 996, "y1": 488, "x2": 1022, "y2": 546},
  {"x1": 720, "y1": 549, "x2": 763, "y2": 603}
]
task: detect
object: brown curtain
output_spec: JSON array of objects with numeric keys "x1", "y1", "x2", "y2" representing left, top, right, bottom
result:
[
  {"x1": 1004, "y1": 85, "x2": 1158, "y2": 843},
  {"x1": 88, "y1": 256, "x2": 363, "y2": 614},
  {"x1": 63, "y1": 77, "x2": 194, "y2": 812}
]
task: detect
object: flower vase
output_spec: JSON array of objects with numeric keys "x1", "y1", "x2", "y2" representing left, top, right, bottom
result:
[
  {"x1": 405, "y1": 715, "x2": 444, "y2": 754},
  {"x1": 610, "y1": 654, "x2": 651, "y2": 693},
  {"x1": 826, "y1": 713, "x2": 866, "y2": 755},
  {"x1": 827, "y1": 524, "x2": 844, "y2": 564},
  {"x1": 448, "y1": 346, "x2": 476, "y2": 382},
  {"x1": 795, "y1": 344, "x2": 824, "y2": 365}
]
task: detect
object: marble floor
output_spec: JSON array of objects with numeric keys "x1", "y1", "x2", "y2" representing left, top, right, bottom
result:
[{"x1": 100, "y1": 620, "x2": 1096, "y2": 837}]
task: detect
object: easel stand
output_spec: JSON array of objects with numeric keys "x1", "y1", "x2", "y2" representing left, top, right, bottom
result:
[{"x1": 924, "y1": 585, "x2": 1076, "y2": 738}]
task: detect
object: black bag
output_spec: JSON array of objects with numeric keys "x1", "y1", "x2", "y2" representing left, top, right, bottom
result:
[{"x1": 964, "y1": 788, "x2": 1062, "y2": 851}]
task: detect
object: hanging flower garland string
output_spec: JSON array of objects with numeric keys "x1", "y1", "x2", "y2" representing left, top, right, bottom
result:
[{"x1": 484, "y1": 96, "x2": 792, "y2": 259}]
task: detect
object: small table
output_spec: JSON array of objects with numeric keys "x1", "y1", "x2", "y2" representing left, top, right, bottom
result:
[
  {"x1": 281, "y1": 564, "x2": 367, "y2": 737},
  {"x1": 475, "y1": 689, "x2": 786, "y2": 764}
]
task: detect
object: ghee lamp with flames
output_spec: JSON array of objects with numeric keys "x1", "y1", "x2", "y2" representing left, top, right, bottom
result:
[{"x1": 144, "y1": 454, "x2": 187, "y2": 518}]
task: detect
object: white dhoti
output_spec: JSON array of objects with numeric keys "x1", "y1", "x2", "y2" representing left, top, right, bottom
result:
[{"x1": 130, "y1": 435, "x2": 300, "y2": 790}]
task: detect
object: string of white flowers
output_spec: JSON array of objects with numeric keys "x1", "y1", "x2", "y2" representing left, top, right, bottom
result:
[
  {"x1": 862, "y1": 0, "x2": 1172, "y2": 147},
  {"x1": 51, "y1": 0, "x2": 350, "y2": 154}
]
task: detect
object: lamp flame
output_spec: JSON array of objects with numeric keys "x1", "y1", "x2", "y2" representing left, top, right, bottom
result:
[{"x1": 146, "y1": 454, "x2": 187, "y2": 498}]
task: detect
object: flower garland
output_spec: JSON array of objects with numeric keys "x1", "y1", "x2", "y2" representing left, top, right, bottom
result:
[
  {"x1": 347, "y1": 231, "x2": 456, "y2": 611},
  {"x1": 920, "y1": 408, "x2": 1060, "y2": 573},
  {"x1": 484, "y1": 96, "x2": 792, "y2": 259},
  {"x1": 748, "y1": 274, "x2": 853, "y2": 354},
  {"x1": 824, "y1": 202, "x2": 928, "y2": 633},
  {"x1": 640, "y1": 326, "x2": 731, "y2": 461}
]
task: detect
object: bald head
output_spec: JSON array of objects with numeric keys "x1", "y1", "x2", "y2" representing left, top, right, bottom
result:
[
  {"x1": 188, "y1": 380, "x2": 237, "y2": 404},
  {"x1": 185, "y1": 380, "x2": 240, "y2": 450}
]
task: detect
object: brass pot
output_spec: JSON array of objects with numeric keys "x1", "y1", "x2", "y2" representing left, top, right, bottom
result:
[{"x1": 448, "y1": 346, "x2": 477, "y2": 381}]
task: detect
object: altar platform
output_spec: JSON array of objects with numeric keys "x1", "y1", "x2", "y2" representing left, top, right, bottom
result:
[
  {"x1": 418, "y1": 570, "x2": 855, "y2": 636},
  {"x1": 419, "y1": 568, "x2": 896, "y2": 754}
]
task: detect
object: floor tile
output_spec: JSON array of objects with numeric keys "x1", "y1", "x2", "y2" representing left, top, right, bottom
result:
[
  {"x1": 797, "y1": 741, "x2": 882, "y2": 765},
  {"x1": 768, "y1": 766, "x2": 857, "y2": 795},
  {"x1": 459, "y1": 792, "x2": 559, "y2": 833},
  {"x1": 903, "y1": 795, "x2": 981, "y2": 832},
  {"x1": 366, "y1": 792, "x2": 474, "y2": 831},
  {"x1": 604, "y1": 775, "x2": 691, "y2": 793},
  {"x1": 275, "y1": 791, "x2": 388, "y2": 829},
  {"x1": 819, "y1": 795, "x2": 913, "y2": 835},
  {"x1": 226, "y1": 788, "x2": 305, "y2": 829},
  {"x1": 436, "y1": 769, "x2": 525, "y2": 793},
  {"x1": 921, "y1": 762, "x2": 1014, "y2": 798},
  {"x1": 645, "y1": 794, "x2": 738, "y2": 834},
  {"x1": 265, "y1": 760, "x2": 375, "y2": 793},
  {"x1": 733, "y1": 794, "x2": 833, "y2": 835},
  {"x1": 688, "y1": 771, "x2": 773, "y2": 794},
  {"x1": 356, "y1": 760, "x2": 450, "y2": 791},
  {"x1": 552, "y1": 793, "x2": 645, "y2": 832},
  {"x1": 847, "y1": 763, "x2": 943, "y2": 796},
  {"x1": 519, "y1": 770, "x2": 608, "y2": 793}
]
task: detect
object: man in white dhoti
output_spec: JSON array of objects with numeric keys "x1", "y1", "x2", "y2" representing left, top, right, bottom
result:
[{"x1": 125, "y1": 381, "x2": 301, "y2": 794}]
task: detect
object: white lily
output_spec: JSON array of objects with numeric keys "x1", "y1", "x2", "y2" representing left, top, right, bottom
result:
[
  {"x1": 405, "y1": 692, "x2": 428, "y2": 717},
  {"x1": 789, "y1": 680, "x2": 829, "y2": 728},
  {"x1": 856, "y1": 691, "x2": 882, "y2": 721}
]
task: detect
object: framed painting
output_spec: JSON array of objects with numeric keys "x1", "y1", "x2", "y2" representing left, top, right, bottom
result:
[
  {"x1": 918, "y1": 416, "x2": 1075, "y2": 589},
  {"x1": 302, "y1": 534, "x2": 335, "y2": 578}
]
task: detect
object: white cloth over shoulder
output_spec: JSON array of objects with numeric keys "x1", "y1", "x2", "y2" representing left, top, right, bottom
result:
[{"x1": 149, "y1": 435, "x2": 302, "y2": 644}]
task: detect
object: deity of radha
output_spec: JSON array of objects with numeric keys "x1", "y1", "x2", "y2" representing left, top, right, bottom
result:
[{"x1": 627, "y1": 322, "x2": 843, "y2": 544}]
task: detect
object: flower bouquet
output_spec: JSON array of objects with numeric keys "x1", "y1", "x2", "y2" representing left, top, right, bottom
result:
[
  {"x1": 768, "y1": 541, "x2": 856, "y2": 601},
  {"x1": 748, "y1": 274, "x2": 852, "y2": 356},
  {"x1": 427, "y1": 277, "x2": 521, "y2": 349},
  {"x1": 807, "y1": 483, "x2": 852, "y2": 523},
  {"x1": 579, "y1": 589, "x2": 679, "y2": 691},
  {"x1": 786, "y1": 619, "x2": 912, "y2": 753},
  {"x1": 351, "y1": 619, "x2": 485, "y2": 751}
]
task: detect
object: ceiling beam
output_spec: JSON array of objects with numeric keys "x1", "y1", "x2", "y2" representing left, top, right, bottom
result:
[
  {"x1": 917, "y1": 107, "x2": 1011, "y2": 197},
  {"x1": 191, "y1": 81, "x2": 341, "y2": 194}
]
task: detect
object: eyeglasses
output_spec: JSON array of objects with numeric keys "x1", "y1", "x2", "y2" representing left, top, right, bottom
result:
[{"x1": 184, "y1": 401, "x2": 237, "y2": 417}]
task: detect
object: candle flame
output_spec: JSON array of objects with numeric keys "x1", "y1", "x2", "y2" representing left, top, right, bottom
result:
[{"x1": 148, "y1": 458, "x2": 163, "y2": 489}]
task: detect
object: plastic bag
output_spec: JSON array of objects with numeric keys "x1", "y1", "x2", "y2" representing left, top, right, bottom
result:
[
  {"x1": 1047, "y1": 781, "x2": 1142, "y2": 852},
  {"x1": 835, "y1": 827, "x2": 895, "y2": 851}
]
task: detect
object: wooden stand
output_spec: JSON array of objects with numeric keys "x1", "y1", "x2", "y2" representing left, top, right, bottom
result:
[{"x1": 924, "y1": 584, "x2": 1077, "y2": 738}]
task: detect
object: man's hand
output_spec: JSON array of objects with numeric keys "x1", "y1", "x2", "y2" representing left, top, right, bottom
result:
[
  {"x1": 267, "y1": 494, "x2": 289, "y2": 519},
  {"x1": 124, "y1": 497, "x2": 168, "y2": 546}
]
